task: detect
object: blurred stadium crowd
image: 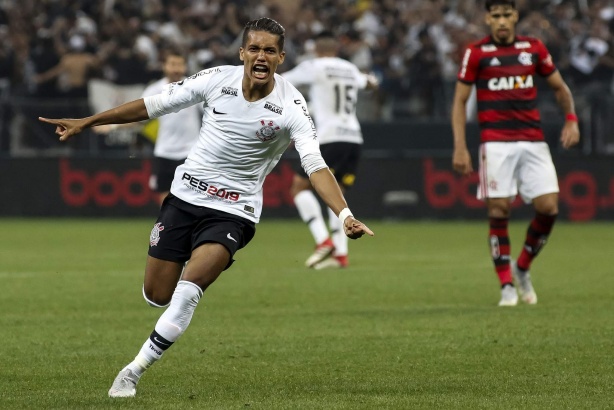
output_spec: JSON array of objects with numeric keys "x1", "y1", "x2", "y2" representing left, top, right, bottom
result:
[{"x1": 1, "y1": 0, "x2": 614, "y2": 151}]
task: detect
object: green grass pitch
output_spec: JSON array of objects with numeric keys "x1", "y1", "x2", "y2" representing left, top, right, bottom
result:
[{"x1": 1, "y1": 218, "x2": 613, "y2": 409}]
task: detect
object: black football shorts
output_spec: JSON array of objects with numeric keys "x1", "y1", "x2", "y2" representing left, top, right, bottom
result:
[
  {"x1": 148, "y1": 194, "x2": 256, "y2": 270},
  {"x1": 150, "y1": 157, "x2": 185, "y2": 193},
  {"x1": 295, "y1": 142, "x2": 361, "y2": 190}
]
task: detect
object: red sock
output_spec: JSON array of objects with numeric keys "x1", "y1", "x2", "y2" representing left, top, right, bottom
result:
[
  {"x1": 335, "y1": 255, "x2": 348, "y2": 267},
  {"x1": 317, "y1": 238, "x2": 334, "y2": 249},
  {"x1": 517, "y1": 213, "x2": 557, "y2": 271},
  {"x1": 489, "y1": 217, "x2": 512, "y2": 286}
]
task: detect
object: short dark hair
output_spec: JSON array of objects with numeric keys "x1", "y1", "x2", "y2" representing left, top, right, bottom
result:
[
  {"x1": 315, "y1": 31, "x2": 335, "y2": 41},
  {"x1": 242, "y1": 17, "x2": 285, "y2": 51},
  {"x1": 485, "y1": 0, "x2": 516, "y2": 11},
  {"x1": 163, "y1": 48, "x2": 186, "y2": 62}
]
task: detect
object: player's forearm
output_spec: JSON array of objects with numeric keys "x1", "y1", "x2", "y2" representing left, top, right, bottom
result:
[
  {"x1": 451, "y1": 102, "x2": 468, "y2": 149},
  {"x1": 309, "y1": 168, "x2": 348, "y2": 216},
  {"x1": 83, "y1": 99, "x2": 150, "y2": 128},
  {"x1": 553, "y1": 84, "x2": 576, "y2": 116}
]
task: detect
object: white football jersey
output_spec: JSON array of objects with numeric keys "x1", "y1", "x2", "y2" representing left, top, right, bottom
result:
[
  {"x1": 282, "y1": 57, "x2": 368, "y2": 144},
  {"x1": 142, "y1": 77, "x2": 201, "y2": 160},
  {"x1": 144, "y1": 65, "x2": 326, "y2": 223}
]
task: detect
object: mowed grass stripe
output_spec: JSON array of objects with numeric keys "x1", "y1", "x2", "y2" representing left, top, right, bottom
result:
[{"x1": 0, "y1": 218, "x2": 612, "y2": 409}]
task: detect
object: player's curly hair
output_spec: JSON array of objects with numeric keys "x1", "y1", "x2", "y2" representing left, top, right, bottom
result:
[
  {"x1": 485, "y1": 0, "x2": 516, "y2": 11},
  {"x1": 242, "y1": 17, "x2": 285, "y2": 51}
]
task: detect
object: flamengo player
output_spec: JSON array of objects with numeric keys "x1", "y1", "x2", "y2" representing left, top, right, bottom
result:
[
  {"x1": 282, "y1": 31, "x2": 378, "y2": 270},
  {"x1": 451, "y1": 0, "x2": 579, "y2": 306},
  {"x1": 39, "y1": 18, "x2": 373, "y2": 397}
]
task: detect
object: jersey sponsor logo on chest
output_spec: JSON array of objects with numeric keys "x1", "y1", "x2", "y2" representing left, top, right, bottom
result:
[
  {"x1": 264, "y1": 101, "x2": 283, "y2": 115},
  {"x1": 221, "y1": 87, "x2": 238, "y2": 96},
  {"x1": 181, "y1": 172, "x2": 240, "y2": 201},
  {"x1": 487, "y1": 75, "x2": 534, "y2": 91},
  {"x1": 515, "y1": 41, "x2": 531, "y2": 49}
]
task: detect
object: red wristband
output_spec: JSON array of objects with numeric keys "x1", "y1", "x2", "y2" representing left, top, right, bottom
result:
[{"x1": 565, "y1": 113, "x2": 578, "y2": 122}]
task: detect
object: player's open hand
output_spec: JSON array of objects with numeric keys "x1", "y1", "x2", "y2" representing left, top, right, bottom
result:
[
  {"x1": 343, "y1": 216, "x2": 374, "y2": 240},
  {"x1": 452, "y1": 147, "x2": 473, "y2": 175},
  {"x1": 560, "y1": 120, "x2": 580, "y2": 149},
  {"x1": 38, "y1": 117, "x2": 87, "y2": 141}
]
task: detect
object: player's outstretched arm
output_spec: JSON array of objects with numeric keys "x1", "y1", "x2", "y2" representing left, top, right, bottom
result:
[
  {"x1": 39, "y1": 99, "x2": 150, "y2": 142},
  {"x1": 309, "y1": 168, "x2": 374, "y2": 240}
]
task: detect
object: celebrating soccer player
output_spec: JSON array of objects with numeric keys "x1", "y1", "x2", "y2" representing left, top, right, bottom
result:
[{"x1": 39, "y1": 17, "x2": 373, "y2": 397}]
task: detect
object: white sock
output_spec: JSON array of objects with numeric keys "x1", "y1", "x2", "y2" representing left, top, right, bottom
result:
[
  {"x1": 125, "y1": 280, "x2": 203, "y2": 378},
  {"x1": 294, "y1": 190, "x2": 329, "y2": 245},
  {"x1": 328, "y1": 207, "x2": 348, "y2": 257}
]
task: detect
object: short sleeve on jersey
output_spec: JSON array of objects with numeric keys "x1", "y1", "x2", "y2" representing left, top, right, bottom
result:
[
  {"x1": 535, "y1": 40, "x2": 557, "y2": 77},
  {"x1": 457, "y1": 46, "x2": 480, "y2": 84}
]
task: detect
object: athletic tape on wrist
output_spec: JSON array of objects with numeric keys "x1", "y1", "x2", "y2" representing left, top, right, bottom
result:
[{"x1": 338, "y1": 208, "x2": 353, "y2": 224}]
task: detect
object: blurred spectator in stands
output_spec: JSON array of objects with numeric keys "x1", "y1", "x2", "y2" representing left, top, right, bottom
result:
[
  {"x1": 26, "y1": 30, "x2": 61, "y2": 98},
  {"x1": 339, "y1": 29, "x2": 372, "y2": 72},
  {"x1": 194, "y1": 37, "x2": 234, "y2": 70},
  {"x1": 0, "y1": 25, "x2": 15, "y2": 86},
  {"x1": 568, "y1": 19, "x2": 611, "y2": 87},
  {"x1": 407, "y1": 28, "x2": 444, "y2": 118},
  {"x1": 0, "y1": 24, "x2": 14, "y2": 152},
  {"x1": 102, "y1": 33, "x2": 151, "y2": 86},
  {"x1": 34, "y1": 34, "x2": 98, "y2": 99}
]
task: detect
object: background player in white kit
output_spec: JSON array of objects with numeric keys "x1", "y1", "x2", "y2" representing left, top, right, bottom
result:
[
  {"x1": 282, "y1": 31, "x2": 378, "y2": 270},
  {"x1": 143, "y1": 50, "x2": 201, "y2": 205},
  {"x1": 95, "y1": 50, "x2": 201, "y2": 205},
  {"x1": 39, "y1": 18, "x2": 373, "y2": 398}
]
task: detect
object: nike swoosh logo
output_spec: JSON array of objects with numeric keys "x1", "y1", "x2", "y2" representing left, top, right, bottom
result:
[
  {"x1": 213, "y1": 108, "x2": 227, "y2": 115},
  {"x1": 153, "y1": 337, "x2": 170, "y2": 346},
  {"x1": 227, "y1": 233, "x2": 237, "y2": 243}
]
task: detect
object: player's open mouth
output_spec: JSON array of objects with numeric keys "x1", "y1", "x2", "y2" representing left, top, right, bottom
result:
[{"x1": 253, "y1": 64, "x2": 269, "y2": 79}]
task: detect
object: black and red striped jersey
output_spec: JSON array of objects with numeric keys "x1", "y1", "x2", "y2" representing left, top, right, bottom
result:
[{"x1": 457, "y1": 35, "x2": 557, "y2": 142}]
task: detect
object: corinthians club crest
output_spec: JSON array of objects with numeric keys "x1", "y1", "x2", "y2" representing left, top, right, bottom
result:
[
  {"x1": 150, "y1": 222, "x2": 164, "y2": 246},
  {"x1": 256, "y1": 120, "x2": 280, "y2": 142}
]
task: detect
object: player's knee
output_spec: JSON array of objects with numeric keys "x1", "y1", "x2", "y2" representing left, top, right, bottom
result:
[
  {"x1": 535, "y1": 202, "x2": 558, "y2": 216},
  {"x1": 532, "y1": 193, "x2": 559, "y2": 216},
  {"x1": 488, "y1": 200, "x2": 510, "y2": 218},
  {"x1": 488, "y1": 206, "x2": 510, "y2": 219},
  {"x1": 142, "y1": 285, "x2": 171, "y2": 308}
]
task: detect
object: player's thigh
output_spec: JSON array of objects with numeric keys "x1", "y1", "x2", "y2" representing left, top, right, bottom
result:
[
  {"x1": 477, "y1": 142, "x2": 521, "y2": 200},
  {"x1": 143, "y1": 256, "x2": 184, "y2": 303},
  {"x1": 185, "y1": 209, "x2": 256, "y2": 289},
  {"x1": 320, "y1": 142, "x2": 362, "y2": 190},
  {"x1": 517, "y1": 142, "x2": 559, "y2": 203},
  {"x1": 181, "y1": 243, "x2": 231, "y2": 290},
  {"x1": 148, "y1": 195, "x2": 196, "y2": 263}
]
